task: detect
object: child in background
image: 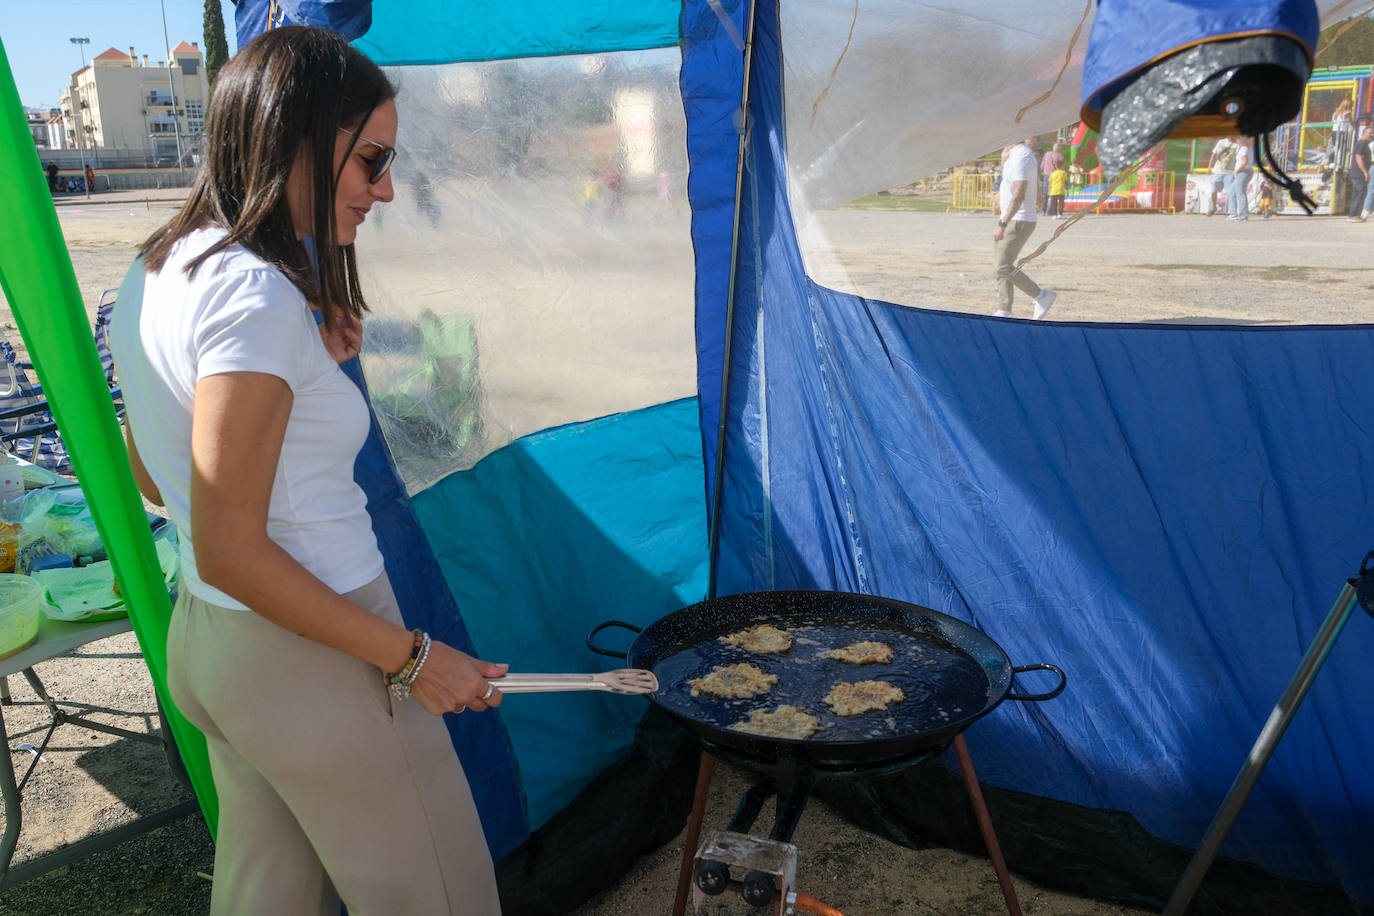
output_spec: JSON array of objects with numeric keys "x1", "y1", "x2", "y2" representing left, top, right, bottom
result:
[
  {"x1": 1257, "y1": 177, "x2": 1276, "y2": 218},
  {"x1": 1048, "y1": 164, "x2": 1068, "y2": 218}
]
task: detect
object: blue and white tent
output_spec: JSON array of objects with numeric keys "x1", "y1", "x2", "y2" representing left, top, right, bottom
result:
[
  {"x1": 3, "y1": 0, "x2": 1370, "y2": 912},
  {"x1": 234, "y1": 1, "x2": 1374, "y2": 911}
]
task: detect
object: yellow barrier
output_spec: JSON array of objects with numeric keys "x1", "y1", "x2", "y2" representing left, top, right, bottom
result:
[
  {"x1": 952, "y1": 169, "x2": 1177, "y2": 214},
  {"x1": 1134, "y1": 170, "x2": 1177, "y2": 213},
  {"x1": 950, "y1": 172, "x2": 996, "y2": 211}
]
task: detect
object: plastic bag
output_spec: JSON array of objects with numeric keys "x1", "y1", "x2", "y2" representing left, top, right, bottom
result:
[{"x1": 13, "y1": 487, "x2": 103, "y2": 574}]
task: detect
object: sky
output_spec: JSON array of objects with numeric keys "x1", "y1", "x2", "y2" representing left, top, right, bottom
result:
[{"x1": 0, "y1": 0, "x2": 238, "y2": 109}]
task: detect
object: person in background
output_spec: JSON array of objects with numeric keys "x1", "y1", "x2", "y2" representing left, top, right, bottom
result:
[
  {"x1": 1359, "y1": 125, "x2": 1374, "y2": 220},
  {"x1": 1347, "y1": 123, "x2": 1372, "y2": 222},
  {"x1": 1257, "y1": 175, "x2": 1276, "y2": 218},
  {"x1": 992, "y1": 136, "x2": 1056, "y2": 320},
  {"x1": 1039, "y1": 142, "x2": 1065, "y2": 214},
  {"x1": 1332, "y1": 97, "x2": 1353, "y2": 136},
  {"x1": 1203, "y1": 136, "x2": 1237, "y2": 216},
  {"x1": 1048, "y1": 161, "x2": 1068, "y2": 218},
  {"x1": 1227, "y1": 137, "x2": 1253, "y2": 222},
  {"x1": 108, "y1": 26, "x2": 504, "y2": 916},
  {"x1": 84, "y1": 163, "x2": 96, "y2": 192},
  {"x1": 45, "y1": 160, "x2": 59, "y2": 192}
]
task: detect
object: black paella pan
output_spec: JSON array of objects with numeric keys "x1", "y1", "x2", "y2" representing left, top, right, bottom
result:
[{"x1": 589, "y1": 590, "x2": 1065, "y2": 767}]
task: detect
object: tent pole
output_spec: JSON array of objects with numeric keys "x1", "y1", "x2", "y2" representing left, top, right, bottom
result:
[
  {"x1": 1163, "y1": 558, "x2": 1371, "y2": 915},
  {"x1": 707, "y1": 0, "x2": 761, "y2": 601}
]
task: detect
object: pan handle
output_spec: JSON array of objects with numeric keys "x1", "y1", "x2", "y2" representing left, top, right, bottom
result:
[
  {"x1": 1006, "y1": 664, "x2": 1066, "y2": 702},
  {"x1": 586, "y1": 620, "x2": 642, "y2": 659}
]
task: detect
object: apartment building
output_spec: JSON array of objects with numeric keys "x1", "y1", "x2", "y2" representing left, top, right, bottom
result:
[
  {"x1": 58, "y1": 42, "x2": 209, "y2": 166},
  {"x1": 23, "y1": 107, "x2": 57, "y2": 150}
]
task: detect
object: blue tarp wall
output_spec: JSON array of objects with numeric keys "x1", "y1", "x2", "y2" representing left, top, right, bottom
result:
[
  {"x1": 231, "y1": 0, "x2": 1373, "y2": 908},
  {"x1": 688, "y1": 0, "x2": 1374, "y2": 906}
]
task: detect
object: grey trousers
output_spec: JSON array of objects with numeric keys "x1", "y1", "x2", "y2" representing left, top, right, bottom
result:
[
  {"x1": 992, "y1": 219, "x2": 1042, "y2": 311},
  {"x1": 167, "y1": 573, "x2": 502, "y2": 916}
]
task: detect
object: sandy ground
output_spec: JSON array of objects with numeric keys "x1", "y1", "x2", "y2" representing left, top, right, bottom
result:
[{"x1": 0, "y1": 189, "x2": 1368, "y2": 915}]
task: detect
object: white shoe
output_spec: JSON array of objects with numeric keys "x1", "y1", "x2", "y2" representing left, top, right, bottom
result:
[
  {"x1": 993, "y1": 309, "x2": 1012, "y2": 318},
  {"x1": 1032, "y1": 289, "x2": 1056, "y2": 320}
]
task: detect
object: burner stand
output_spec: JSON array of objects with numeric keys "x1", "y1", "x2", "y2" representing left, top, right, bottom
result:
[{"x1": 671, "y1": 735, "x2": 1024, "y2": 916}]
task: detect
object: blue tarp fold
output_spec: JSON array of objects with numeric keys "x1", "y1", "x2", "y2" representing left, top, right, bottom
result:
[{"x1": 687, "y1": 0, "x2": 1374, "y2": 904}]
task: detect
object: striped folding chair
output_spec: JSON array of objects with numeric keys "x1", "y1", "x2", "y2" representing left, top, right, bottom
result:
[{"x1": 0, "y1": 288, "x2": 124, "y2": 475}]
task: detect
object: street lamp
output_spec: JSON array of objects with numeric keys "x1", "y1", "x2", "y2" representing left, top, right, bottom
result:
[
  {"x1": 158, "y1": 0, "x2": 186, "y2": 172},
  {"x1": 68, "y1": 37, "x2": 90, "y2": 198}
]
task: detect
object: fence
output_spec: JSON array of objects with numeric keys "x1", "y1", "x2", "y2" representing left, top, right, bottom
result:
[
  {"x1": 44, "y1": 166, "x2": 196, "y2": 194},
  {"x1": 950, "y1": 172, "x2": 996, "y2": 211}
]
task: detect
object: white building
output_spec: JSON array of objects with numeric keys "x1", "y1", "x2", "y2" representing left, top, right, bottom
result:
[
  {"x1": 23, "y1": 107, "x2": 56, "y2": 150},
  {"x1": 58, "y1": 42, "x2": 209, "y2": 166}
]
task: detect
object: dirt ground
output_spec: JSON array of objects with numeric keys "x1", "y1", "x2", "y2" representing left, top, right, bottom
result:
[{"x1": 0, "y1": 190, "x2": 1367, "y2": 915}]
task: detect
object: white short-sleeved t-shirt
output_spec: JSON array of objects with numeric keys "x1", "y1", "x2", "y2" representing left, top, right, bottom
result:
[
  {"x1": 109, "y1": 227, "x2": 384, "y2": 610},
  {"x1": 1000, "y1": 144, "x2": 1039, "y2": 223}
]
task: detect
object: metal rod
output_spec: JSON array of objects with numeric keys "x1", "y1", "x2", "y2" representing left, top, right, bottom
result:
[
  {"x1": 0, "y1": 798, "x2": 199, "y2": 893},
  {"x1": 673, "y1": 750, "x2": 717, "y2": 916},
  {"x1": 706, "y1": 0, "x2": 761, "y2": 601},
  {"x1": 159, "y1": 0, "x2": 187, "y2": 171},
  {"x1": 953, "y1": 735, "x2": 1023, "y2": 916},
  {"x1": 727, "y1": 777, "x2": 775, "y2": 834},
  {"x1": 0, "y1": 700, "x2": 24, "y2": 885},
  {"x1": 67, "y1": 37, "x2": 91, "y2": 199},
  {"x1": 1163, "y1": 581, "x2": 1362, "y2": 916}
]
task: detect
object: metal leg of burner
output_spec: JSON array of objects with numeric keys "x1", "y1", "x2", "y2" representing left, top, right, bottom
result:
[
  {"x1": 1163, "y1": 572, "x2": 1369, "y2": 916},
  {"x1": 766, "y1": 757, "x2": 814, "y2": 843},
  {"x1": 953, "y1": 734, "x2": 1023, "y2": 916},
  {"x1": 673, "y1": 750, "x2": 717, "y2": 916}
]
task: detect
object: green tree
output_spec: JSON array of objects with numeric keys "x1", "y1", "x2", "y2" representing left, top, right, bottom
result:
[
  {"x1": 1315, "y1": 13, "x2": 1374, "y2": 68},
  {"x1": 203, "y1": 0, "x2": 230, "y2": 89}
]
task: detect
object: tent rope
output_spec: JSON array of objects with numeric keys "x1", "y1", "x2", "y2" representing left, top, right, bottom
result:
[
  {"x1": 810, "y1": 0, "x2": 860, "y2": 128},
  {"x1": 1015, "y1": 160, "x2": 1141, "y2": 272},
  {"x1": 1015, "y1": 0, "x2": 1093, "y2": 123},
  {"x1": 1316, "y1": 2, "x2": 1374, "y2": 57},
  {"x1": 1253, "y1": 133, "x2": 1316, "y2": 215}
]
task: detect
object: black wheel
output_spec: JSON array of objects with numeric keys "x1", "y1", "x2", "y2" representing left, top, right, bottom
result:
[
  {"x1": 695, "y1": 860, "x2": 730, "y2": 896},
  {"x1": 742, "y1": 870, "x2": 775, "y2": 907}
]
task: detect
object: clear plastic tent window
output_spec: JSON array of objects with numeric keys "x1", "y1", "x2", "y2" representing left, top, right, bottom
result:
[
  {"x1": 358, "y1": 50, "x2": 696, "y2": 493},
  {"x1": 781, "y1": 1, "x2": 1361, "y2": 326}
]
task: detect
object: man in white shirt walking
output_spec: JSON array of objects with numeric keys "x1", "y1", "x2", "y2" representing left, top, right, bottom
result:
[{"x1": 992, "y1": 136, "x2": 1056, "y2": 319}]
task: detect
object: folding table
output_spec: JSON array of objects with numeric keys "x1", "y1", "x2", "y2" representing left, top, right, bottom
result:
[{"x1": 0, "y1": 612, "x2": 198, "y2": 892}]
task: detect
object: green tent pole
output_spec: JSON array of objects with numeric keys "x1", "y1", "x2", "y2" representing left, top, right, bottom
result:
[{"x1": 0, "y1": 36, "x2": 217, "y2": 831}]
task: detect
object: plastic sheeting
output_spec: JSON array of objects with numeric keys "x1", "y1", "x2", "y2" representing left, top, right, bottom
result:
[
  {"x1": 358, "y1": 52, "x2": 696, "y2": 492},
  {"x1": 687, "y1": 0, "x2": 1374, "y2": 906},
  {"x1": 412, "y1": 398, "x2": 708, "y2": 829},
  {"x1": 233, "y1": 0, "x2": 680, "y2": 64},
  {"x1": 347, "y1": 46, "x2": 702, "y2": 853}
]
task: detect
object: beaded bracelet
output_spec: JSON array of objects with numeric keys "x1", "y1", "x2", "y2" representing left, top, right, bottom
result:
[
  {"x1": 388, "y1": 631, "x2": 433, "y2": 701},
  {"x1": 385, "y1": 630, "x2": 426, "y2": 700}
]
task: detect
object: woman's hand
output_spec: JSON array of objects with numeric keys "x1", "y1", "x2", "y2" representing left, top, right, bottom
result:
[
  {"x1": 408, "y1": 641, "x2": 509, "y2": 717},
  {"x1": 319, "y1": 312, "x2": 363, "y2": 363}
]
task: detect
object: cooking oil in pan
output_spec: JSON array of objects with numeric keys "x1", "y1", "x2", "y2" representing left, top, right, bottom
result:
[{"x1": 654, "y1": 619, "x2": 992, "y2": 743}]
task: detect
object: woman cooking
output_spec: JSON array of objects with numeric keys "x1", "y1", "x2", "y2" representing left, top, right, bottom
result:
[{"x1": 109, "y1": 26, "x2": 504, "y2": 915}]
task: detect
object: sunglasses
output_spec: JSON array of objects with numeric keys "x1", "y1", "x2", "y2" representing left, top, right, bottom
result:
[{"x1": 337, "y1": 127, "x2": 397, "y2": 184}]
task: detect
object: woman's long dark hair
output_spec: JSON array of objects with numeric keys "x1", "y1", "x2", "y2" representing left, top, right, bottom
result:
[{"x1": 140, "y1": 26, "x2": 395, "y2": 329}]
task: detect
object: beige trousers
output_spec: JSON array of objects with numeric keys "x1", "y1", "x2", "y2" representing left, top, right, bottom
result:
[
  {"x1": 992, "y1": 219, "x2": 1043, "y2": 311},
  {"x1": 166, "y1": 573, "x2": 502, "y2": 916}
]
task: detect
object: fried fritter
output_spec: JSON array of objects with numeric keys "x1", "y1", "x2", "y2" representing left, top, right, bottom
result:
[
  {"x1": 824, "y1": 680, "x2": 905, "y2": 715},
  {"x1": 729, "y1": 705, "x2": 822, "y2": 739},
  {"x1": 824, "y1": 640, "x2": 893, "y2": 664},
  {"x1": 718, "y1": 624, "x2": 794, "y2": 653},
  {"x1": 688, "y1": 662, "x2": 779, "y2": 698}
]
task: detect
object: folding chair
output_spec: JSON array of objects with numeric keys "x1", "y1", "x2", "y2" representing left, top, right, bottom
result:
[{"x1": 0, "y1": 288, "x2": 123, "y2": 475}]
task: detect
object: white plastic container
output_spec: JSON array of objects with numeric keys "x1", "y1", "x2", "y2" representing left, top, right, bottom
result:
[
  {"x1": 0, "y1": 455, "x2": 23, "y2": 512},
  {"x1": 0, "y1": 572, "x2": 43, "y2": 660}
]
